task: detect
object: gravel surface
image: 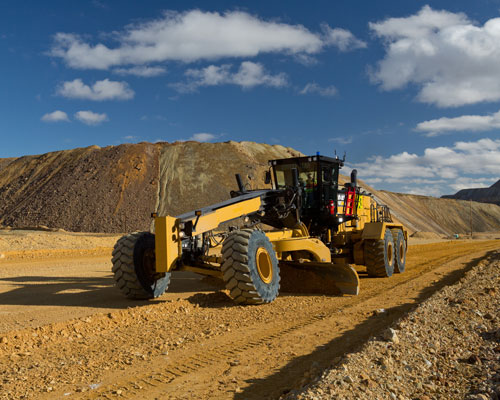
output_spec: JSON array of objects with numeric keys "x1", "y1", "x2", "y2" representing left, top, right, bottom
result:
[
  {"x1": 0, "y1": 229, "x2": 119, "y2": 252},
  {"x1": 285, "y1": 250, "x2": 500, "y2": 400},
  {"x1": 0, "y1": 238, "x2": 498, "y2": 398}
]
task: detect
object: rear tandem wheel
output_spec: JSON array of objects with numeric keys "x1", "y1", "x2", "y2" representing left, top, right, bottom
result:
[
  {"x1": 364, "y1": 228, "x2": 395, "y2": 277},
  {"x1": 391, "y1": 229, "x2": 406, "y2": 273}
]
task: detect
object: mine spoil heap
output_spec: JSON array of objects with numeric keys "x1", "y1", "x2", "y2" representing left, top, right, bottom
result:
[{"x1": 0, "y1": 141, "x2": 500, "y2": 235}]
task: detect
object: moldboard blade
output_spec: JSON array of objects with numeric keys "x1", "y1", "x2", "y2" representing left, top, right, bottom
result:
[{"x1": 279, "y1": 262, "x2": 360, "y2": 296}]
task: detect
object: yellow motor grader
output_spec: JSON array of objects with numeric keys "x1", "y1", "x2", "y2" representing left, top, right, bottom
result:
[{"x1": 112, "y1": 154, "x2": 407, "y2": 304}]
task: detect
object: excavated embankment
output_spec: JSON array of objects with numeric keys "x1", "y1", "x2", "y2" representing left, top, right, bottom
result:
[
  {"x1": 1, "y1": 141, "x2": 500, "y2": 235},
  {"x1": 155, "y1": 140, "x2": 301, "y2": 217},
  {"x1": 0, "y1": 141, "x2": 301, "y2": 233},
  {"x1": 0, "y1": 144, "x2": 159, "y2": 233},
  {"x1": 375, "y1": 190, "x2": 500, "y2": 236}
]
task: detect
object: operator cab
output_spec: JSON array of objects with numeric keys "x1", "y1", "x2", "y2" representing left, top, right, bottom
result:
[{"x1": 268, "y1": 154, "x2": 348, "y2": 234}]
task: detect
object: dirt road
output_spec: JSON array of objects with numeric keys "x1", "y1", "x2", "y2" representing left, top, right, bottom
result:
[{"x1": 0, "y1": 240, "x2": 498, "y2": 399}]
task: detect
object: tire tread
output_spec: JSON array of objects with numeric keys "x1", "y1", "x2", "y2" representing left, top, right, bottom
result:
[
  {"x1": 111, "y1": 232, "x2": 170, "y2": 300},
  {"x1": 221, "y1": 229, "x2": 279, "y2": 305}
]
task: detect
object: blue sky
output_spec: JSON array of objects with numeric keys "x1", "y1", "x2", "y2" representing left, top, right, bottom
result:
[{"x1": 1, "y1": 0, "x2": 499, "y2": 197}]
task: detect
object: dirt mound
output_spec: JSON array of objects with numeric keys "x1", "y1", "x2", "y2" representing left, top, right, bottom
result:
[
  {"x1": 1, "y1": 141, "x2": 500, "y2": 235},
  {"x1": 0, "y1": 143, "x2": 158, "y2": 233},
  {"x1": 374, "y1": 190, "x2": 500, "y2": 236},
  {"x1": 0, "y1": 229, "x2": 119, "y2": 252},
  {"x1": 155, "y1": 140, "x2": 301, "y2": 217},
  {"x1": 0, "y1": 142, "x2": 301, "y2": 233},
  {"x1": 442, "y1": 179, "x2": 500, "y2": 206}
]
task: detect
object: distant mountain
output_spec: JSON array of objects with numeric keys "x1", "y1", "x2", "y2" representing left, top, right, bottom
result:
[{"x1": 442, "y1": 180, "x2": 500, "y2": 206}]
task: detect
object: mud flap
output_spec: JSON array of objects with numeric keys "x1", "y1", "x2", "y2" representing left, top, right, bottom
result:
[{"x1": 279, "y1": 261, "x2": 360, "y2": 296}]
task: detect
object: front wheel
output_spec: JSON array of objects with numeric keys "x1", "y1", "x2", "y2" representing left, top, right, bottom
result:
[
  {"x1": 111, "y1": 232, "x2": 170, "y2": 299},
  {"x1": 221, "y1": 229, "x2": 280, "y2": 304}
]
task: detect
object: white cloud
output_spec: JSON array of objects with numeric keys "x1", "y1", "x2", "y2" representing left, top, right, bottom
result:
[
  {"x1": 123, "y1": 135, "x2": 138, "y2": 140},
  {"x1": 351, "y1": 138, "x2": 500, "y2": 196},
  {"x1": 416, "y1": 109, "x2": 500, "y2": 136},
  {"x1": 189, "y1": 133, "x2": 217, "y2": 142},
  {"x1": 49, "y1": 10, "x2": 364, "y2": 69},
  {"x1": 300, "y1": 82, "x2": 337, "y2": 97},
  {"x1": 447, "y1": 177, "x2": 497, "y2": 192},
  {"x1": 399, "y1": 177, "x2": 496, "y2": 195},
  {"x1": 370, "y1": 6, "x2": 500, "y2": 107},
  {"x1": 322, "y1": 26, "x2": 367, "y2": 51},
  {"x1": 172, "y1": 61, "x2": 287, "y2": 93},
  {"x1": 57, "y1": 79, "x2": 134, "y2": 100},
  {"x1": 113, "y1": 65, "x2": 166, "y2": 77},
  {"x1": 41, "y1": 110, "x2": 69, "y2": 122},
  {"x1": 400, "y1": 185, "x2": 444, "y2": 197},
  {"x1": 186, "y1": 65, "x2": 230, "y2": 87},
  {"x1": 232, "y1": 61, "x2": 287, "y2": 88},
  {"x1": 74, "y1": 110, "x2": 109, "y2": 125},
  {"x1": 175, "y1": 132, "x2": 220, "y2": 142}
]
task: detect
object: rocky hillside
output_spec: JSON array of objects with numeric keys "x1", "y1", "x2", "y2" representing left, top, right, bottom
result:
[
  {"x1": 0, "y1": 144, "x2": 159, "y2": 233},
  {"x1": 155, "y1": 141, "x2": 301, "y2": 217},
  {"x1": 0, "y1": 141, "x2": 300, "y2": 233},
  {"x1": 442, "y1": 180, "x2": 500, "y2": 206},
  {"x1": 374, "y1": 190, "x2": 500, "y2": 236},
  {"x1": 1, "y1": 141, "x2": 500, "y2": 235}
]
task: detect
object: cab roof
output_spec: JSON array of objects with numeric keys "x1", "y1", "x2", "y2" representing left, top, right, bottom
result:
[{"x1": 268, "y1": 154, "x2": 344, "y2": 167}]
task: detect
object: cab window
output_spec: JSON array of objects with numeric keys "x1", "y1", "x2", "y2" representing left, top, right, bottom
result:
[{"x1": 274, "y1": 162, "x2": 317, "y2": 189}]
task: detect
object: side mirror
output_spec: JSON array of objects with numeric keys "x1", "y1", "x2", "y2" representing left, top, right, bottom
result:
[{"x1": 264, "y1": 171, "x2": 272, "y2": 185}]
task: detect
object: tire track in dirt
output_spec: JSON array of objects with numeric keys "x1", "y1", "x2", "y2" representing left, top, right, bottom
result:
[{"x1": 31, "y1": 240, "x2": 499, "y2": 400}]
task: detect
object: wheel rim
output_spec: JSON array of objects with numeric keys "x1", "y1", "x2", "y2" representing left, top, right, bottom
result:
[
  {"x1": 387, "y1": 241, "x2": 393, "y2": 266},
  {"x1": 256, "y1": 247, "x2": 273, "y2": 284},
  {"x1": 398, "y1": 242, "x2": 405, "y2": 264}
]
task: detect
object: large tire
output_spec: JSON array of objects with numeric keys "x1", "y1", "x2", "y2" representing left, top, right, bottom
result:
[
  {"x1": 364, "y1": 229, "x2": 395, "y2": 277},
  {"x1": 391, "y1": 229, "x2": 406, "y2": 273},
  {"x1": 111, "y1": 232, "x2": 170, "y2": 299},
  {"x1": 221, "y1": 229, "x2": 280, "y2": 304}
]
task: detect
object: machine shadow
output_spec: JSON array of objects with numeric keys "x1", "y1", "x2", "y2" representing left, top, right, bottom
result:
[
  {"x1": 234, "y1": 251, "x2": 496, "y2": 400},
  {"x1": 0, "y1": 271, "x2": 227, "y2": 309},
  {"x1": 0, "y1": 274, "x2": 136, "y2": 309}
]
